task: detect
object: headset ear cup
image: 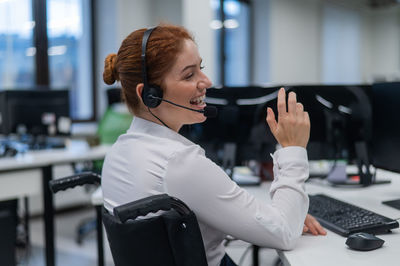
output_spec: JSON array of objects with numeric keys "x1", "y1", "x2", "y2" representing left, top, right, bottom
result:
[{"x1": 142, "y1": 85, "x2": 163, "y2": 108}]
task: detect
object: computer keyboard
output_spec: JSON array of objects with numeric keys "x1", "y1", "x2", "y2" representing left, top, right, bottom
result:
[{"x1": 308, "y1": 194, "x2": 399, "y2": 236}]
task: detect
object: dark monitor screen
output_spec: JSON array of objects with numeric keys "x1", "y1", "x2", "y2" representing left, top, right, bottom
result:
[
  {"x1": 290, "y1": 85, "x2": 372, "y2": 161},
  {"x1": 0, "y1": 89, "x2": 70, "y2": 136},
  {"x1": 181, "y1": 86, "x2": 280, "y2": 165},
  {"x1": 371, "y1": 82, "x2": 400, "y2": 173}
]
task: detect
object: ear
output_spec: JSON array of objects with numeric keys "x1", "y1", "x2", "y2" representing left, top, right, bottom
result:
[{"x1": 136, "y1": 83, "x2": 144, "y2": 101}]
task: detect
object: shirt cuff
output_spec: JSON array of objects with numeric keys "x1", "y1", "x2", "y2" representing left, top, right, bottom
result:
[{"x1": 271, "y1": 146, "x2": 308, "y2": 168}]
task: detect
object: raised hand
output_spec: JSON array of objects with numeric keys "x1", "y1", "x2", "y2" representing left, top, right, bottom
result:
[{"x1": 266, "y1": 87, "x2": 310, "y2": 148}]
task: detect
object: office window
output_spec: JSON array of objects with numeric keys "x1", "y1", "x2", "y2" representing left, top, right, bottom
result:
[
  {"x1": 211, "y1": 0, "x2": 251, "y2": 86},
  {"x1": 47, "y1": 0, "x2": 93, "y2": 120},
  {"x1": 0, "y1": 0, "x2": 35, "y2": 89}
]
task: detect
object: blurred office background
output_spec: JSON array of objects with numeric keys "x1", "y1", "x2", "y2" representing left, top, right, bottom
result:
[
  {"x1": 1, "y1": 0, "x2": 400, "y2": 265},
  {"x1": 1, "y1": 0, "x2": 399, "y2": 122}
]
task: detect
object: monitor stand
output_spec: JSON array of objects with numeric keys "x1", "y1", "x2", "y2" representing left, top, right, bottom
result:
[
  {"x1": 326, "y1": 142, "x2": 391, "y2": 187},
  {"x1": 355, "y1": 141, "x2": 391, "y2": 186}
]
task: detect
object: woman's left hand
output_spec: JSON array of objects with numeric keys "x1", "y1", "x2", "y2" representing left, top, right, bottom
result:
[{"x1": 303, "y1": 214, "x2": 327, "y2": 235}]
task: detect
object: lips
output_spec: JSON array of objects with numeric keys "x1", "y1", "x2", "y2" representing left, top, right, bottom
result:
[{"x1": 190, "y1": 94, "x2": 206, "y2": 107}]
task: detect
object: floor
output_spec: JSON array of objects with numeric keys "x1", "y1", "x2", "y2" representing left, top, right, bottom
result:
[{"x1": 18, "y1": 207, "x2": 280, "y2": 266}]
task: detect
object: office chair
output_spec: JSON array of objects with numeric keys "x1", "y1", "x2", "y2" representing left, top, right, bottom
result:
[{"x1": 49, "y1": 172, "x2": 208, "y2": 266}]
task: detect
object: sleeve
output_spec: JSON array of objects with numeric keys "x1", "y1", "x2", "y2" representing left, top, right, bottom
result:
[{"x1": 164, "y1": 145, "x2": 309, "y2": 250}]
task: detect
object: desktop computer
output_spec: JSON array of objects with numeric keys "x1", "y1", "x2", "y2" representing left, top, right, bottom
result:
[
  {"x1": 0, "y1": 89, "x2": 71, "y2": 151},
  {"x1": 307, "y1": 82, "x2": 400, "y2": 236},
  {"x1": 288, "y1": 85, "x2": 378, "y2": 186}
]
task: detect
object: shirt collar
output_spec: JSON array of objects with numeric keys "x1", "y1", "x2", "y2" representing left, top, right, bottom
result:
[{"x1": 128, "y1": 116, "x2": 195, "y2": 146}]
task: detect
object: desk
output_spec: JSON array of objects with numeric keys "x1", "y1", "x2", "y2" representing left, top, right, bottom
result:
[
  {"x1": 0, "y1": 143, "x2": 110, "y2": 266},
  {"x1": 245, "y1": 169, "x2": 400, "y2": 266}
]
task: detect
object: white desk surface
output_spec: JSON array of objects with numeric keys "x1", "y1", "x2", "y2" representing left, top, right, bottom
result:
[
  {"x1": 0, "y1": 142, "x2": 110, "y2": 172},
  {"x1": 245, "y1": 169, "x2": 400, "y2": 266},
  {"x1": 0, "y1": 143, "x2": 110, "y2": 200},
  {"x1": 0, "y1": 142, "x2": 111, "y2": 266}
]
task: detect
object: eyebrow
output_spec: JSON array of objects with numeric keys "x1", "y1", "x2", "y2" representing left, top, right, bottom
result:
[
  {"x1": 181, "y1": 64, "x2": 196, "y2": 74},
  {"x1": 180, "y1": 59, "x2": 203, "y2": 74}
]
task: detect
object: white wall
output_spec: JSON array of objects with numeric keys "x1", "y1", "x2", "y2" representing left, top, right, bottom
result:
[
  {"x1": 252, "y1": 0, "x2": 400, "y2": 85},
  {"x1": 182, "y1": 0, "x2": 215, "y2": 84},
  {"x1": 367, "y1": 6, "x2": 400, "y2": 82},
  {"x1": 252, "y1": 0, "x2": 271, "y2": 85},
  {"x1": 151, "y1": 0, "x2": 183, "y2": 26},
  {"x1": 321, "y1": 3, "x2": 362, "y2": 84},
  {"x1": 115, "y1": 0, "x2": 152, "y2": 43},
  {"x1": 268, "y1": 0, "x2": 322, "y2": 85},
  {"x1": 95, "y1": 0, "x2": 118, "y2": 120}
]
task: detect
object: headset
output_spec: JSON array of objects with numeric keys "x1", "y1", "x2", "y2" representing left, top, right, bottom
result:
[{"x1": 141, "y1": 27, "x2": 163, "y2": 108}]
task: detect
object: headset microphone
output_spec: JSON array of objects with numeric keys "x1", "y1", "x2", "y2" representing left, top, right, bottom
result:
[{"x1": 148, "y1": 95, "x2": 218, "y2": 118}]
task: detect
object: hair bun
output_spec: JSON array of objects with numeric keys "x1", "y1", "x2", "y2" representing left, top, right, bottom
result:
[{"x1": 103, "y1": 53, "x2": 118, "y2": 85}]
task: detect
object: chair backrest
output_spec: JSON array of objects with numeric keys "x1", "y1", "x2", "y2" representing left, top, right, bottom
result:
[
  {"x1": 49, "y1": 172, "x2": 208, "y2": 266},
  {"x1": 102, "y1": 194, "x2": 208, "y2": 266}
]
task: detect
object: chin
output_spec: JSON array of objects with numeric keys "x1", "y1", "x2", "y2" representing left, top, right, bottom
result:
[{"x1": 187, "y1": 115, "x2": 207, "y2": 125}]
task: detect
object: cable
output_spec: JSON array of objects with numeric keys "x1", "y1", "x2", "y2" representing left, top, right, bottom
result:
[{"x1": 147, "y1": 107, "x2": 170, "y2": 129}]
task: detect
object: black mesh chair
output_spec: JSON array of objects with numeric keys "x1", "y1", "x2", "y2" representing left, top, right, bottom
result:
[{"x1": 49, "y1": 172, "x2": 208, "y2": 266}]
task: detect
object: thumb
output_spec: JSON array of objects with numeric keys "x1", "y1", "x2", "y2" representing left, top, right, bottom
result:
[{"x1": 266, "y1": 107, "x2": 277, "y2": 133}]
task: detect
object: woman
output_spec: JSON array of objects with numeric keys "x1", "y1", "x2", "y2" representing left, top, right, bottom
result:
[{"x1": 102, "y1": 24, "x2": 325, "y2": 266}]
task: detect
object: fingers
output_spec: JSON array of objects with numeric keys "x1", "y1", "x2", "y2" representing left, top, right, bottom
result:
[
  {"x1": 277, "y1": 88, "x2": 298, "y2": 117},
  {"x1": 304, "y1": 111, "x2": 310, "y2": 124},
  {"x1": 304, "y1": 214, "x2": 327, "y2": 236},
  {"x1": 266, "y1": 107, "x2": 277, "y2": 133},
  {"x1": 267, "y1": 87, "x2": 310, "y2": 148},
  {"x1": 296, "y1": 103, "x2": 303, "y2": 118},
  {"x1": 277, "y1": 87, "x2": 287, "y2": 117},
  {"x1": 287, "y1": 91, "x2": 297, "y2": 115}
]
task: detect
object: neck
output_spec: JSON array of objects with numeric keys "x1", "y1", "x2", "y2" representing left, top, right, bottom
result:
[{"x1": 136, "y1": 109, "x2": 182, "y2": 132}]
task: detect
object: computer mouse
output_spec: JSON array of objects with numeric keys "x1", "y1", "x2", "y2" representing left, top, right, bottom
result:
[{"x1": 345, "y1": 232, "x2": 384, "y2": 251}]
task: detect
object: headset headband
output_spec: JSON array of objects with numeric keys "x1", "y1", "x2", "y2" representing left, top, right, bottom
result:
[{"x1": 141, "y1": 27, "x2": 156, "y2": 89}]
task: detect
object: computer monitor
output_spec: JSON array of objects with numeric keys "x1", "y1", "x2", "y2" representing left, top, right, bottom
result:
[
  {"x1": 180, "y1": 86, "x2": 280, "y2": 167},
  {"x1": 371, "y1": 82, "x2": 400, "y2": 173},
  {"x1": 371, "y1": 82, "x2": 400, "y2": 209},
  {"x1": 291, "y1": 85, "x2": 372, "y2": 162},
  {"x1": 0, "y1": 89, "x2": 71, "y2": 137}
]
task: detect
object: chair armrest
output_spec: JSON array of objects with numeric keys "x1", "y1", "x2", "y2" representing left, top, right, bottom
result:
[
  {"x1": 49, "y1": 171, "x2": 101, "y2": 193},
  {"x1": 114, "y1": 194, "x2": 191, "y2": 223}
]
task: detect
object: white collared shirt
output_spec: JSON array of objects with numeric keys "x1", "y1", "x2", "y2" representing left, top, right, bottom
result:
[{"x1": 102, "y1": 117, "x2": 309, "y2": 266}]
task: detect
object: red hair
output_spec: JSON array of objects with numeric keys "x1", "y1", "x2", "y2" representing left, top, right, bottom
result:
[{"x1": 103, "y1": 24, "x2": 194, "y2": 114}]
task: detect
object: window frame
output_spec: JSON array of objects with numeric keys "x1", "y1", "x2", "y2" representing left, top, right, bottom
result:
[
  {"x1": 32, "y1": 0, "x2": 97, "y2": 122},
  {"x1": 217, "y1": 0, "x2": 253, "y2": 86}
]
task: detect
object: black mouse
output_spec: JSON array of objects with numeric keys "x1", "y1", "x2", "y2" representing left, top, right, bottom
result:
[{"x1": 345, "y1": 232, "x2": 384, "y2": 251}]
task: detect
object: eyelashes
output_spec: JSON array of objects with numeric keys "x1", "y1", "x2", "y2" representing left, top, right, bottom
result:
[{"x1": 184, "y1": 65, "x2": 205, "y2": 80}]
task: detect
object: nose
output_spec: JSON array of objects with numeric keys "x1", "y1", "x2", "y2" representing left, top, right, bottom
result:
[{"x1": 198, "y1": 71, "x2": 212, "y2": 91}]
